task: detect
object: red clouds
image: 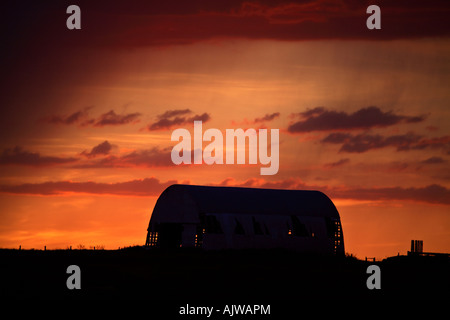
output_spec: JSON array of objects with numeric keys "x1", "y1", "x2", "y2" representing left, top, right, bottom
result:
[
  {"x1": 1, "y1": 176, "x2": 449, "y2": 205},
  {"x1": 330, "y1": 184, "x2": 450, "y2": 206},
  {"x1": 214, "y1": 178, "x2": 450, "y2": 205},
  {"x1": 213, "y1": 177, "x2": 450, "y2": 205},
  {"x1": 0, "y1": 177, "x2": 177, "y2": 196},
  {"x1": 4, "y1": 0, "x2": 450, "y2": 53},
  {"x1": 92, "y1": 0, "x2": 450, "y2": 46}
]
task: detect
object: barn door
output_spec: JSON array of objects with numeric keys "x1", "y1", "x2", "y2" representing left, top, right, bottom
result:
[{"x1": 158, "y1": 223, "x2": 184, "y2": 248}]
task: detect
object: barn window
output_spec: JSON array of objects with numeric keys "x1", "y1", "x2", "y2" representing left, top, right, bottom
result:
[
  {"x1": 252, "y1": 216, "x2": 264, "y2": 235},
  {"x1": 205, "y1": 215, "x2": 223, "y2": 234},
  {"x1": 147, "y1": 231, "x2": 158, "y2": 247},
  {"x1": 234, "y1": 219, "x2": 245, "y2": 235},
  {"x1": 290, "y1": 216, "x2": 309, "y2": 237},
  {"x1": 195, "y1": 234, "x2": 201, "y2": 247},
  {"x1": 263, "y1": 223, "x2": 270, "y2": 235},
  {"x1": 325, "y1": 217, "x2": 343, "y2": 254},
  {"x1": 195, "y1": 226, "x2": 205, "y2": 247}
]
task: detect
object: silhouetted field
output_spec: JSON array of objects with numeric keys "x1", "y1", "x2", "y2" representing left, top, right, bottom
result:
[{"x1": 0, "y1": 247, "x2": 448, "y2": 301}]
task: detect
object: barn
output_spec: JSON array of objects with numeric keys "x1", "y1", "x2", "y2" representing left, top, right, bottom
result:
[{"x1": 145, "y1": 184, "x2": 344, "y2": 255}]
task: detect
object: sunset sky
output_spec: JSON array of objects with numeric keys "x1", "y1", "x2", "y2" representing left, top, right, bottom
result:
[{"x1": 1, "y1": 0, "x2": 449, "y2": 259}]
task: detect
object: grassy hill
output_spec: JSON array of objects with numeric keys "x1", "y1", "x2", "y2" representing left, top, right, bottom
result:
[{"x1": 1, "y1": 247, "x2": 448, "y2": 301}]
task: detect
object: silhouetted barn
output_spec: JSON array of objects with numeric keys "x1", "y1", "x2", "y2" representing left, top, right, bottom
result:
[{"x1": 145, "y1": 185, "x2": 344, "y2": 255}]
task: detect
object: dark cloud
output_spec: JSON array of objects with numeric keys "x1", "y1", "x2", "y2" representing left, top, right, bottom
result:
[
  {"x1": 148, "y1": 109, "x2": 211, "y2": 131},
  {"x1": 148, "y1": 118, "x2": 188, "y2": 131},
  {"x1": 288, "y1": 106, "x2": 427, "y2": 133},
  {"x1": 329, "y1": 184, "x2": 450, "y2": 206},
  {"x1": 93, "y1": 110, "x2": 141, "y2": 127},
  {"x1": 45, "y1": 107, "x2": 93, "y2": 126},
  {"x1": 321, "y1": 132, "x2": 426, "y2": 153},
  {"x1": 0, "y1": 177, "x2": 178, "y2": 196},
  {"x1": 232, "y1": 112, "x2": 280, "y2": 126},
  {"x1": 413, "y1": 136, "x2": 450, "y2": 154},
  {"x1": 321, "y1": 132, "x2": 352, "y2": 144},
  {"x1": 44, "y1": 108, "x2": 141, "y2": 127},
  {"x1": 388, "y1": 161, "x2": 410, "y2": 172},
  {"x1": 118, "y1": 147, "x2": 174, "y2": 167},
  {"x1": 214, "y1": 177, "x2": 450, "y2": 205},
  {"x1": 426, "y1": 126, "x2": 439, "y2": 132},
  {"x1": 81, "y1": 141, "x2": 115, "y2": 158},
  {"x1": 254, "y1": 112, "x2": 280, "y2": 123},
  {"x1": 213, "y1": 177, "x2": 308, "y2": 190},
  {"x1": 0, "y1": 143, "x2": 175, "y2": 168},
  {"x1": 74, "y1": 147, "x2": 175, "y2": 168},
  {"x1": 5, "y1": 0, "x2": 449, "y2": 54},
  {"x1": 324, "y1": 158, "x2": 350, "y2": 168},
  {"x1": 157, "y1": 109, "x2": 192, "y2": 119},
  {"x1": 2, "y1": 174, "x2": 449, "y2": 205},
  {"x1": 420, "y1": 156, "x2": 447, "y2": 164},
  {"x1": 0, "y1": 146, "x2": 77, "y2": 166},
  {"x1": 322, "y1": 132, "x2": 450, "y2": 154}
]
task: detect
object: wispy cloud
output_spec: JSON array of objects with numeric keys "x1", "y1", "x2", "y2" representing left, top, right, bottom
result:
[
  {"x1": 324, "y1": 158, "x2": 350, "y2": 169},
  {"x1": 74, "y1": 147, "x2": 175, "y2": 168},
  {"x1": 330, "y1": 184, "x2": 450, "y2": 206},
  {"x1": 321, "y1": 132, "x2": 422, "y2": 153},
  {"x1": 1, "y1": 175, "x2": 449, "y2": 205},
  {"x1": 254, "y1": 112, "x2": 280, "y2": 123},
  {"x1": 420, "y1": 156, "x2": 447, "y2": 164},
  {"x1": 29, "y1": 0, "x2": 449, "y2": 48},
  {"x1": 45, "y1": 107, "x2": 93, "y2": 126},
  {"x1": 232, "y1": 112, "x2": 280, "y2": 127},
  {"x1": 0, "y1": 177, "x2": 179, "y2": 196},
  {"x1": 213, "y1": 177, "x2": 308, "y2": 190},
  {"x1": 212, "y1": 177, "x2": 450, "y2": 205},
  {"x1": 321, "y1": 132, "x2": 450, "y2": 154},
  {"x1": 0, "y1": 142, "x2": 176, "y2": 168},
  {"x1": 0, "y1": 146, "x2": 77, "y2": 166}
]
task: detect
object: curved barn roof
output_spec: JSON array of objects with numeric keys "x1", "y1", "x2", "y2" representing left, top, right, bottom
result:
[{"x1": 149, "y1": 184, "x2": 340, "y2": 225}]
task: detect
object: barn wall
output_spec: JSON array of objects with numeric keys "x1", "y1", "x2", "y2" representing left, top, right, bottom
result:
[{"x1": 199, "y1": 213, "x2": 337, "y2": 254}]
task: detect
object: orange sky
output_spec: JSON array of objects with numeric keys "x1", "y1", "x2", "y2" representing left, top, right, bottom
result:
[{"x1": 1, "y1": 1, "x2": 450, "y2": 259}]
